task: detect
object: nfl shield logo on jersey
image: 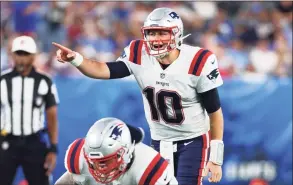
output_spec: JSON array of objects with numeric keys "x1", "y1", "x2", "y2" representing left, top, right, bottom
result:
[
  {"x1": 160, "y1": 73, "x2": 165, "y2": 79},
  {"x1": 207, "y1": 68, "x2": 219, "y2": 83}
]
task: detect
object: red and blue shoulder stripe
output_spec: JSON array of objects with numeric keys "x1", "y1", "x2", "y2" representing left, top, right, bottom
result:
[
  {"x1": 188, "y1": 48, "x2": 213, "y2": 76},
  {"x1": 129, "y1": 40, "x2": 144, "y2": 65},
  {"x1": 65, "y1": 138, "x2": 85, "y2": 174},
  {"x1": 139, "y1": 153, "x2": 169, "y2": 185}
]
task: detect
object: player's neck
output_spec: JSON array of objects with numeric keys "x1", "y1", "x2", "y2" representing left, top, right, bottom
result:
[{"x1": 157, "y1": 49, "x2": 180, "y2": 65}]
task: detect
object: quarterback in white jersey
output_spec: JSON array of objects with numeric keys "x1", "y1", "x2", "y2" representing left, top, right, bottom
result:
[
  {"x1": 53, "y1": 7, "x2": 224, "y2": 185},
  {"x1": 55, "y1": 118, "x2": 177, "y2": 185},
  {"x1": 116, "y1": 40, "x2": 222, "y2": 141}
]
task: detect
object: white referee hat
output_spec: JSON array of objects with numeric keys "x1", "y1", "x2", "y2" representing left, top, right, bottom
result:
[{"x1": 11, "y1": 36, "x2": 37, "y2": 54}]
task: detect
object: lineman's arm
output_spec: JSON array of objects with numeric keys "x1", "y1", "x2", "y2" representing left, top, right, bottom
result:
[
  {"x1": 54, "y1": 172, "x2": 80, "y2": 185},
  {"x1": 52, "y1": 42, "x2": 131, "y2": 79}
]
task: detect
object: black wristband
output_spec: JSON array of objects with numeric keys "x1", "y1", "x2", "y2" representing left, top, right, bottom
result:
[{"x1": 49, "y1": 144, "x2": 58, "y2": 153}]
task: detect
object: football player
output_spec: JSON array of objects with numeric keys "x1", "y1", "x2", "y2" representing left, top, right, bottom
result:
[
  {"x1": 53, "y1": 7, "x2": 224, "y2": 185},
  {"x1": 55, "y1": 117, "x2": 177, "y2": 185}
]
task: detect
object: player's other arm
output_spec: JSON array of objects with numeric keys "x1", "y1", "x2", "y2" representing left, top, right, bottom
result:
[
  {"x1": 52, "y1": 42, "x2": 131, "y2": 79},
  {"x1": 195, "y1": 51, "x2": 224, "y2": 182},
  {"x1": 201, "y1": 90, "x2": 224, "y2": 165},
  {"x1": 209, "y1": 107, "x2": 224, "y2": 140},
  {"x1": 196, "y1": 52, "x2": 224, "y2": 161},
  {"x1": 199, "y1": 88, "x2": 224, "y2": 141}
]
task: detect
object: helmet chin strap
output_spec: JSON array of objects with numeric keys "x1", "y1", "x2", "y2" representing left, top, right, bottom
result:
[
  {"x1": 181, "y1": 33, "x2": 191, "y2": 41},
  {"x1": 122, "y1": 141, "x2": 135, "y2": 165}
]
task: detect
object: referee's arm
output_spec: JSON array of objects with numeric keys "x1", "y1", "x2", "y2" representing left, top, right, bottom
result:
[
  {"x1": 45, "y1": 82, "x2": 59, "y2": 150},
  {"x1": 46, "y1": 106, "x2": 58, "y2": 146}
]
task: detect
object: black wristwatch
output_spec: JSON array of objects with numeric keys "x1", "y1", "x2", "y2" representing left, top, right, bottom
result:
[{"x1": 49, "y1": 143, "x2": 58, "y2": 153}]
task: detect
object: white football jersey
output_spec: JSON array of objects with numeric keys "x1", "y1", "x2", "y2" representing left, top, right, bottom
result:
[
  {"x1": 116, "y1": 40, "x2": 223, "y2": 141},
  {"x1": 64, "y1": 138, "x2": 177, "y2": 185}
]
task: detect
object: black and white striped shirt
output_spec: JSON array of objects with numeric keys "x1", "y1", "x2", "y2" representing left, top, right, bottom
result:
[{"x1": 1, "y1": 67, "x2": 59, "y2": 136}]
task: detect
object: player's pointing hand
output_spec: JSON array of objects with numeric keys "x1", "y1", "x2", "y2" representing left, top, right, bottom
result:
[{"x1": 52, "y1": 42, "x2": 76, "y2": 63}]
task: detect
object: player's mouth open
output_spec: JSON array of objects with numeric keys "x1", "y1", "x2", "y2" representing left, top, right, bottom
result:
[{"x1": 151, "y1": 43, "x2": 167, "y2": 50}]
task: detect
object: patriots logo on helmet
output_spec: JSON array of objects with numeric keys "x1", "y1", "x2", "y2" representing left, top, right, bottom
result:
[
  {"x1": 169, "y1": 12, "x2": 180, "y2": 19},
  {"x1": 109, "y1": 124, "x2": 124, "y2": 140}
]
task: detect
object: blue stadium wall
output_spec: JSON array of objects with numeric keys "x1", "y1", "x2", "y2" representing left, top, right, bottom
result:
[{"x1": 14, "y1": 76, "x2": 292, "y2": 185}]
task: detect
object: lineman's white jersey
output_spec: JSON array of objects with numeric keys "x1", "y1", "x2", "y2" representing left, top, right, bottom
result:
[
  {"x1": 64, "y1": 138, "x2": 177, "y2": 185},
  {"x1": 117, "y1": 40, "x2": 223, "y2": 141}
]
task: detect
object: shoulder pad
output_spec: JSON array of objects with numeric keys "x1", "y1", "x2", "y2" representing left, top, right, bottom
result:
[
  {"x1": 128, "y1": 39, "x2": 144, "y2": 65},
  {"x1": 64, "y1": 138, "x2": 85, "y2": 174},
  {"x1": 138, "y1": 153, "x2": 169, "y2": 185}
]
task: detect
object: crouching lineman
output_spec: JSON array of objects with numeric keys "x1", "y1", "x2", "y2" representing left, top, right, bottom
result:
[{"x1": 55, "y1": 117, "x2": 178, "y2": 185}]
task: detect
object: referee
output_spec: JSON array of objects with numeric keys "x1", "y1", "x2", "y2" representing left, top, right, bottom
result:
[{"x1": 0, "y1": 36, "x2": 59, "y2": 185}]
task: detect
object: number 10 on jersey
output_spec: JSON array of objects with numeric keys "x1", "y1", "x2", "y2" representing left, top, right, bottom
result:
[{"x1": 143, "y1": 87, "x2": 185, "y2": 125}]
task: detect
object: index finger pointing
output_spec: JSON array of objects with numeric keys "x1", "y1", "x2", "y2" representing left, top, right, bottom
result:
[{"x1": 52, "y1": 42, "x2": 72, "y2": 52}]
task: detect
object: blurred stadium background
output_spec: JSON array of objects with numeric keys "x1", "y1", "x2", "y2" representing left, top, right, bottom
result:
[{"x1": 1, "y1": 1, "x2": 292, "y2": 185}]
